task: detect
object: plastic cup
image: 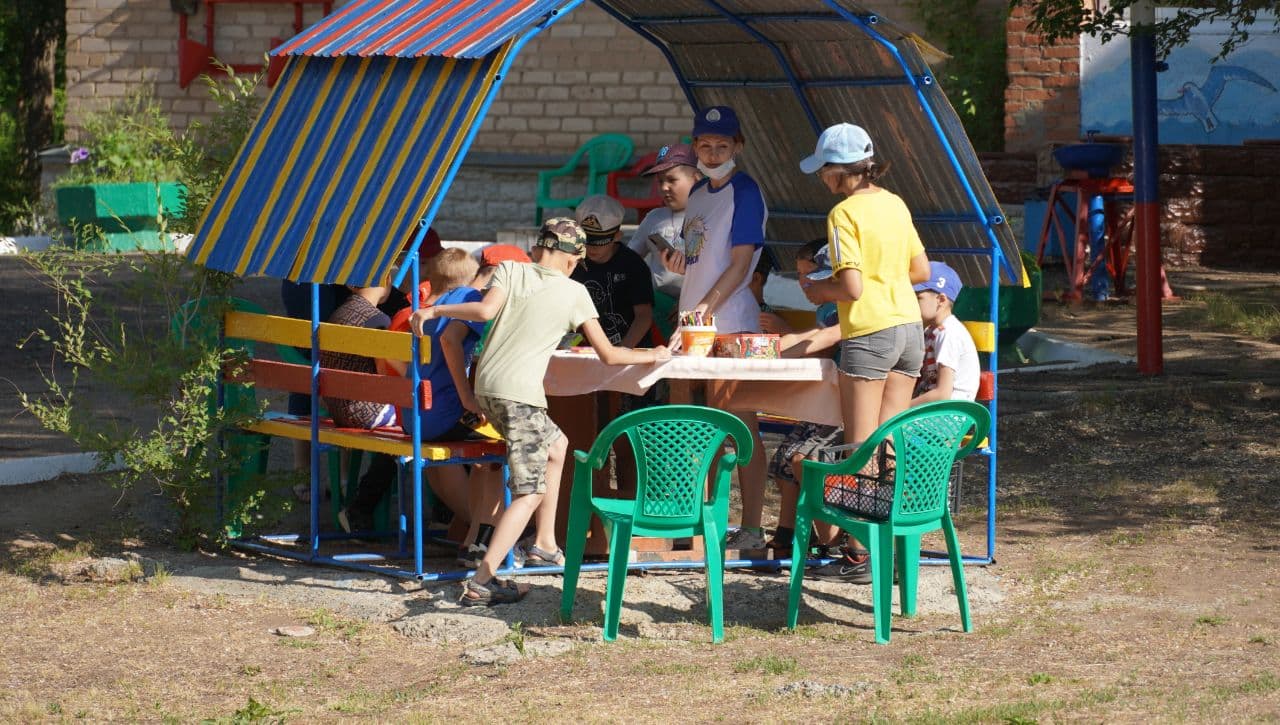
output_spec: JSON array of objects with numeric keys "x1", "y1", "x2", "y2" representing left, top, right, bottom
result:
[{"x1": 679, "y1": 326, "x2": 717, "y2": 357}]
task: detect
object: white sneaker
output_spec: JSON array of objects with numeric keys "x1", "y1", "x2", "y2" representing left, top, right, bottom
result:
[{"x1": 725, "y1": 527, "x2": 766, "y2": 550}]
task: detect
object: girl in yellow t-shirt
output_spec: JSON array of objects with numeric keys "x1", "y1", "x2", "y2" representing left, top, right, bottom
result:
[{"x1": 798, "y1": 123, "x2": 931, "y2": 454}]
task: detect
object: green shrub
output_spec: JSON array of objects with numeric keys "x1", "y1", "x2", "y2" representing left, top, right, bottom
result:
[
  {"x1": 56, "y1": 89, "x2": 184, "y2": 187},
  {"x1": 20, "y1": 68, "x2": 274, "y2": 548}
]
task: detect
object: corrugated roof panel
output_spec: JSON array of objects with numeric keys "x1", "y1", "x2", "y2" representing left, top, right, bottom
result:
[
  {"x1": 195, "y1": 0, "x2": 1019, "y2": 289},
  {"x1": 186, "y1": 47, "x2": 515, "y2": 285},
  {"x1": 621, "y1": 0, "x2": 1021, "y2": 286},
  {"x1": 274, "y1": 0, "x2": 572, "y2": 59}
]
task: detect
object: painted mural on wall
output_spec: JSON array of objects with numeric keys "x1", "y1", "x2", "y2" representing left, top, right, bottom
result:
[{"x1": 1082, "y1": 11, "x2": 1280, "y2": 145}]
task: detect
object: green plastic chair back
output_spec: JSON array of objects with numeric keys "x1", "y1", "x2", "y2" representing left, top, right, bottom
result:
[
  {"x1": 786, "y1": 401, "x2": 990, "y2": 644},
  {"x1": 534, "y1": 133, "x2": 635, "y2": 225},
  {"x1": 560, "y1": 405, "x2": 753, "y2": 643}
]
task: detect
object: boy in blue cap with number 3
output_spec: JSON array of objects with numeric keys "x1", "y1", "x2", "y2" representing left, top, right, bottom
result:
[
  {"x1": 910, "y1": 261, "x2": 980, "y2": 405},
  {"x1": 660, "y1": 105, "x2": 772, "y2": 550}
]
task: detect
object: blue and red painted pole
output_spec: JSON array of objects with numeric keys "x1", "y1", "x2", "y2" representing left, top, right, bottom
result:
[{"x1": 1130, "y1": 1, "x2": 1164, "y2": 375}]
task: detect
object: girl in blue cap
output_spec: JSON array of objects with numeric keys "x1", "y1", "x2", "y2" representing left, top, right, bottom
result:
[{"x1": 661, "y1": 105, "x2": 771, "y2": 550}]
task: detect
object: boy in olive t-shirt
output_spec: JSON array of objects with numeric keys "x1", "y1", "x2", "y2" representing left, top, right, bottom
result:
[{"x1": 410, "y1": 218, "x2": 670, "y2": 606}]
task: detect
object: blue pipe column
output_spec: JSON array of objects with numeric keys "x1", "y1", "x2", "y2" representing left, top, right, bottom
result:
[
  {"x1": 1131, "y1": 0, "x2": 1164, "y2": 374},
  {"x1": 1087, "y1": 193, "x2": 1110, "y2": 301}
]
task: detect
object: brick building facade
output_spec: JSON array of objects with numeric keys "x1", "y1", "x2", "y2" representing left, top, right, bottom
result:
[{"x1": 62, "y1": 1, "x2": 942, "y2": 240}]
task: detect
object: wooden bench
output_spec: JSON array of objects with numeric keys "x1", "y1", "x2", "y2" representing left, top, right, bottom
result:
[{"x1": 218, "y1": 307, "x2": 507, "y2": 577}]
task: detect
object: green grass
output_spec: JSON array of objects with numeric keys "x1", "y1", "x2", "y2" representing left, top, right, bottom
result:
[
  {"x1": 201, "y1": 696, "x2": 297, "y2": 724},
  {"x1": 638, "y1": 659, "x2": 703, "y2": 676},
  {"x1": 1196, "y1": 615, "x2": 1229, "y2": 627},
  {"x1": 1105, "y1": 531, "x2": 1146, "y2": 547},
  {"x1": 1191, "y1": 291, "x2": 1280, "y2": 340},
  {"x1": 893, "y1": 654, "x2": 942, "y2": 685},
  {"x1": 147, "y1": 562, "x2": 171, "y2": 586},
  {"x1": 733, "y1": 654, "x2": 800, "y2": 676},
  {"x1": 1027, "y1": 672, "x2": 1055, "y2": 685},
  {"x1": 305, "y1": 608, "x2": 364, "y2": 639}
]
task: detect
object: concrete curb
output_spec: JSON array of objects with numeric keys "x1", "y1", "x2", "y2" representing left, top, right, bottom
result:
[{"x1": 0, "y1": 452, "x2": 122, "y2": 487}]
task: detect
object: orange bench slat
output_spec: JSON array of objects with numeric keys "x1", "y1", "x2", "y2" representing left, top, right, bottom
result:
[{"x1": 228, "y1": 359, "x2": 432, "y2": 411}]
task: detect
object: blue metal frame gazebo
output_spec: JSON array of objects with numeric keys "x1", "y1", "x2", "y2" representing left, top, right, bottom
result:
[{"x1": 186, "y1": 0, "x2": 1024, "y2": 575}]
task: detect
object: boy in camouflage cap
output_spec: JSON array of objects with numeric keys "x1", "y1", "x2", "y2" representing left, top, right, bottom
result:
[{"x1": 410, "y1": 217, "x2": 671, "y2": 605}]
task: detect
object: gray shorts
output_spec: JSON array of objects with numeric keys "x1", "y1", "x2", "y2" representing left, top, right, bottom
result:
[
  {"x1": 476, "y1": 395, "x2": 563, "y2": 496},
  {"x1": 837, "y1": 322, "x2": 924, "y2": 380}
]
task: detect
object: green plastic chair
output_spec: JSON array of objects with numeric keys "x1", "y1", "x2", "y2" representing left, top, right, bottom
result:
[
  {"x1": 534, "y1": 133, "x2": 635, "y2": 225},
  {"x1": 560, "y1": 405, "x2": 753, "y2": 643},
  {"x1": 172, "y1": 297, "x2": 272, "y2": 538},
  {"x1": 786, "y1": 401, "x2": 991, "y2": 644}
]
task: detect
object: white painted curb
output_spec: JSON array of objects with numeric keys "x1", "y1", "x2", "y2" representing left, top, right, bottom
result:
[{"x1": 0, "y1": 453, "x2": 123, "y2": 487}]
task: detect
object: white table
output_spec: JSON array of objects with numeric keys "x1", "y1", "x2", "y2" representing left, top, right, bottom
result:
[{"x1": 545, "y1": 351, "x2": 843, "y2": 427}]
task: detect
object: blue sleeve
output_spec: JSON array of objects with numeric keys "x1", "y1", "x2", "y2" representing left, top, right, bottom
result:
[
  {"x1": 728, "y1": 175, "x2": 766, "y2": 249},
  {"x1": 457, "y1": 288, "x2": 486, "y2": 339}
]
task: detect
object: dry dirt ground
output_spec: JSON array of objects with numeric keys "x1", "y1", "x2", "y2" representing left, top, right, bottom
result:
[{"x1": 1, "y1": 255, "x2": 1279, "y2": 722}]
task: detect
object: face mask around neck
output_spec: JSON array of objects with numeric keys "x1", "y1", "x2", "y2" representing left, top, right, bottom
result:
[{"x1": 697, "y1": 158, "x2": 736, "y2": 181}]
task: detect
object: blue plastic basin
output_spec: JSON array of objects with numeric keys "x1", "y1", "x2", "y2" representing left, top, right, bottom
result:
[{"x1": 1053, "y1": 143, "x2": 1125, "y2": 178}]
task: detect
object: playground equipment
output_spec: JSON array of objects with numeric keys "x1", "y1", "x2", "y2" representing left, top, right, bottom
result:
[{"x1": 184, "y1": 0, "x2": 1025, "y2": 577}]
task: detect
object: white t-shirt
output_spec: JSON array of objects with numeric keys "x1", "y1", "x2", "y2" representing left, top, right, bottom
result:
[
  {"x1": 679, "y1": 172, "x2": 767, "y2": 334},
  {"x1": 626, "y1": 207, "x2": 685, "y2": 298},
  {"x1": 920, "y1": 314, "x2": 980, "y2": 402}
]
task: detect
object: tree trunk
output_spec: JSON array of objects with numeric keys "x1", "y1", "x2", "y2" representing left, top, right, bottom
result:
[{"x1": 9, "y1": 0, "x2": 65, "y2": 209}]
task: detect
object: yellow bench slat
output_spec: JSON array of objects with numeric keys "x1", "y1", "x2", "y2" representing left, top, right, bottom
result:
[
  {"x1": 225, "y1": 311, "x2": 428, "y2": 363},
  {"x1": 246, "y1": 418, "x2": 500, "y2": 461}
]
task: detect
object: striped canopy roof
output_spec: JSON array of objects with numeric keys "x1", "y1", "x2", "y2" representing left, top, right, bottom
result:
[
  {"x1": 187, "y1": 0, "x2": 1022, "y2": 288},
  {"x1": 186, "y1": 48, "x2": 516, "y2": 284},
  {"x1": 274, "y1": 0, "x2": 573, "y2": 59}
]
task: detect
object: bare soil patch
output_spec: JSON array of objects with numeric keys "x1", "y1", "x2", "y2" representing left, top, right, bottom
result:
[{"x1": 2, "y1": 258, "x2": 1279, "y2": 721}]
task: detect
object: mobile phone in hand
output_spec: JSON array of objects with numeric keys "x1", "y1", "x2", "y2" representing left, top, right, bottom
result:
[{"x1": 648, "y1": 233, "x2": 679, "y2": 256}]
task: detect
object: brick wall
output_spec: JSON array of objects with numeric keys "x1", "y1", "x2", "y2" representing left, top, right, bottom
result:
[
  {"x1": 62, "y1": 1, "x2": 694, "y2": 158},
  {"x1": 60, "y1": 1, "x2": 1006, "y2": 241},
  {"x1": 1158, "y1": 145, "x2": 1280, "y2": 267},
  {"x1": 64, "y1": 0, "x2": 337, "y2": 131},
  {"x1": 1004, "y1": 5, "x2": 1081, "y2": 154}
]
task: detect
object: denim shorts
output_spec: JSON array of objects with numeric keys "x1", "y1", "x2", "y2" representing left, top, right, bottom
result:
[
  {"x1": 837, "y1": 322, "x2": 924, "y2": 380},
  {"x1": 477, "y1": 395, "x2": 563, "y2": 496}
]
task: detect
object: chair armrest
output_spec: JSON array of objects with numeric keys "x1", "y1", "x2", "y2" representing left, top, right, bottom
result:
[{"x1": 573, "y1": 449, "x2": 591, "y2": 464}]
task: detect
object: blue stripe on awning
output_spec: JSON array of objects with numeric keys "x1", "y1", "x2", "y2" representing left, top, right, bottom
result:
[{"x1": 186, "y1": 50, "x2": 511, "y2": 286}]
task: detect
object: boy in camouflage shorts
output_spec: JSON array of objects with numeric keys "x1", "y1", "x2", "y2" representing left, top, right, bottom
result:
[{"x1": 410, "y1": 218, "x2": 670, "y2": 606}]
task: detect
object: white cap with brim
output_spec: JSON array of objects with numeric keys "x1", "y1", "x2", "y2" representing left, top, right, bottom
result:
[{"x1": 799, "y1": 123, "x2": 875, "y2": 175}]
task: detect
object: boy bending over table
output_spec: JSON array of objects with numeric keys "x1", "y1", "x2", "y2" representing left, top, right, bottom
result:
[{"x1": 410, "y1": 218, "x2": 670, "y2": 606}]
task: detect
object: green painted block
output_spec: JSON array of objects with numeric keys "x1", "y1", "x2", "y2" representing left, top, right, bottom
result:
[
  {"x1": 953, "y1": 255, "x2": 1042, "y2": 363},
  {"x1": 55, "y1": 182, "x2": 186, "y2": 251}
]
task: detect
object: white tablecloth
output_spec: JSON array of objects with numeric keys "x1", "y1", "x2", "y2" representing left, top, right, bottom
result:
[{"x1": 545, "y1": 352, "x2": 843, "y2": 427}]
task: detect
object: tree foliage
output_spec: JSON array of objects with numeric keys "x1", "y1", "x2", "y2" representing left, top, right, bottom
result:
[
  {"x1": 915, "y1": 0, "x2": 1009, "y2": 152},
  {"x1": 0, "y1": 0, "x2": 65, "y2": 229},
  {"x1": 20, "y1": 69, "x2": 280, "y2": 548},
  {"x1": 1014, "y1": 0, "x2": 1280, "y2": 60}
]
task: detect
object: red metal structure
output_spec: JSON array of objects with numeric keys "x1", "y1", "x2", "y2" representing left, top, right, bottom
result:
[
  {"x1": 1036, "y1": 176, "x2": 1134, "y2": 301},
  {"x1": 177, "y1": 0, "x2": 334, "y2": 88}
]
